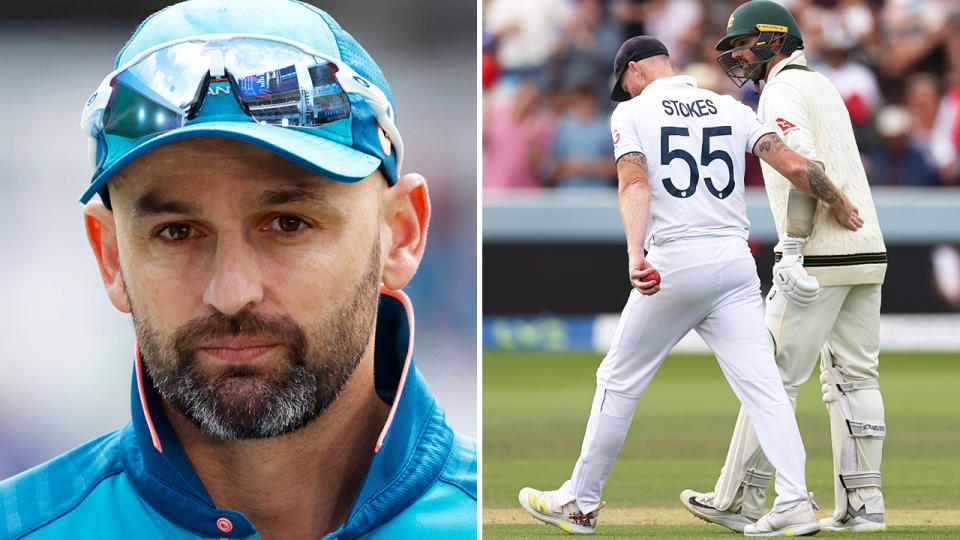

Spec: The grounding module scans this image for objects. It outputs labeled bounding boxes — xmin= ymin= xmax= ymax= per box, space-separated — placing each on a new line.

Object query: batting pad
xmin=821 ymin=346 xmax=885 ymax=519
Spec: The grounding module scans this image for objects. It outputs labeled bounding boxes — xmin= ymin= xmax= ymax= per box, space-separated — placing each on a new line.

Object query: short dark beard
xmin=130 ymin=241 xmax=381 ymax=440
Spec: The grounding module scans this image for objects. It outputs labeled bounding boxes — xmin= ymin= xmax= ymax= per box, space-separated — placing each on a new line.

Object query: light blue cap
xmin=80 ymin=0 xmax=399 ymax=206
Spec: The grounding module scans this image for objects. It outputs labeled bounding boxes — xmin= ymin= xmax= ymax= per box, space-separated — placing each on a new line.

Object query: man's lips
xmin=197 ymin=340 xmax=279 ymax=363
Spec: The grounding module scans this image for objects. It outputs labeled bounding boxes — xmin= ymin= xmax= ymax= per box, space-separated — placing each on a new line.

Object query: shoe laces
xmin=565 ymin=500 xmax=604 ymax=521
xmin=538 ymin=490 xmax=563 ymax=514
xmin=563 ymin=501 xmax=607 ymax=519
xmin=696 ymin=491 xmax=718 ymax=507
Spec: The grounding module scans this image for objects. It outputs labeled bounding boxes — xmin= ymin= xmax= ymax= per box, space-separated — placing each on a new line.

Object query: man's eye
xmin=271 ymin=215 xmax=308 ymax=232
xmin=158 ymin=224 xmax=193 ymax=241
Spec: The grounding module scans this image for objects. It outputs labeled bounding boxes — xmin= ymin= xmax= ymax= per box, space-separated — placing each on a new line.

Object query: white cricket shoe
xmin=518 ymin=487 xmax=604 ymax=535
xmin=819 ymin=503 xmax=886 ymax=532
xmin=680 ymin=489 xmax=758 ymax=532
xmin=744 ymin=495 xmax=819 ymax=537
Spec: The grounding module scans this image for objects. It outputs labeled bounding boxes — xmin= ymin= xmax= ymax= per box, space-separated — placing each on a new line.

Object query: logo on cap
xmin=756 ymin=23 xmax=789 ymax=33
xmin=727 ymin=15 xmax=735 ymax=29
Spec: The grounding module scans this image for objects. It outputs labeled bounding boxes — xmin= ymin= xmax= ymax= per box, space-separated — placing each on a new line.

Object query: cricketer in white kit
xmin=682 ymin=2 xmax=888 ymax=534
xmin=518 ymin=35 xmax=864 ymax=537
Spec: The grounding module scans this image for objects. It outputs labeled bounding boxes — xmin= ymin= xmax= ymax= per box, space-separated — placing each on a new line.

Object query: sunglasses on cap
xmin=81 ymin=33 xmax=404 ymax=172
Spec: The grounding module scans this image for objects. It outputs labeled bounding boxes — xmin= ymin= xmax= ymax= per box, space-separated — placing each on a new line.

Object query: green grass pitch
xmin=483 ymin=351 xmax=960 ymax=538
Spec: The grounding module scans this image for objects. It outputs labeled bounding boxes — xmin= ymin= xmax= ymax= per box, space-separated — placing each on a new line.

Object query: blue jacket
xmin=0 ymin=291 xmax=477 ymax=539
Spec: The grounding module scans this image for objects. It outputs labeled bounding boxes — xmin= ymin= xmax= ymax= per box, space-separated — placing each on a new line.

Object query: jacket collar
xmin=767 ymin=50 xmax=807 ymax=82
xmin=120 ymin=288 xmax=454 ymax=539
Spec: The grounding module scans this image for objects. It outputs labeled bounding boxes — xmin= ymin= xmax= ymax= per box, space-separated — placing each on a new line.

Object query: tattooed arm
xmin=617 ymin=152 xmax=660 ymax=294
xmin=754 ymin=132 xmax=864 ymax=231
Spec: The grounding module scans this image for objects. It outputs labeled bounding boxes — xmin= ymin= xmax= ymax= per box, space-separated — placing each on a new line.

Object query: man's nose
xmin=203 ymin=233 xmax=264 ymax=316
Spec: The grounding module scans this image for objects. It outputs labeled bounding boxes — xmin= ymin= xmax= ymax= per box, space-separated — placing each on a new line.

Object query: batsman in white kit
xmin=680 ymin=2 xmax=888 ymax=534
xmin=518 ymin=35 xmax=864 ymax=537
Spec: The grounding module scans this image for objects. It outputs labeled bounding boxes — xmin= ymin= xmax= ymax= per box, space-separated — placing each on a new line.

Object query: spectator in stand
xmin=793 ymin=4 xmax=825 ymax=66
xmin=548 ymin=0 xmax=622 ymax=96
xmin=795 ymin=0 xmax=878 ymax=56
xmin=643 ymin=0 xmax=702 ymax=64
xmin=930 ymin=82 xmax=960 ymax=185
xmin=482 ymin=0 xmax=500 ymax=90
xmin=868 ymin=105 xmax=939 ymax=186
xmin=480 ymin=0 xmax=958 ymax=192
xmin=904 ymin=73 xmax=942 ymax=170
xmin=946 ymin=12 xmax=960 ymax=78
xmin=815 ymin=32 xmax=882 ymax=152
xmin=611 ymin=0 xmax=651 ymax=41
xmin=543 ymin=84 xmax=616 ymax=189
xmin=484 ymin=0 xmax=571 ymax=85
xmin=838 ymin=0 xmax=878 ymax=48
xmin=483 ymin=80 xmax=554 ymax=190
xmin=880 ymin=0 xmax=951 ymax=95
xmin=930 ymin=13 xmax=960 ymax=185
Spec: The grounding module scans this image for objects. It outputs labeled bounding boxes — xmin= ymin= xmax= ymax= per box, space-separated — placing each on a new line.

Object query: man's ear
xmin=771 ymin=34 xmax=784 ymax=54
xmin=629 ymin=61 xmax=643 ymax=87
xmin=83 ymin=202 xmax=131 ymax=313
xmin=381 ymin=173 xmax=430 ymax=291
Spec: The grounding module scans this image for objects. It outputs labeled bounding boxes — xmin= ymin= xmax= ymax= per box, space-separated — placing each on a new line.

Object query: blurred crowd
xmin=483 ymin=0 xmax=960 ymax=190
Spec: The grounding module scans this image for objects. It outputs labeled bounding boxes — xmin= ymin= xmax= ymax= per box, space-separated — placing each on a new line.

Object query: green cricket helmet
xmin=715 ymin=1 xmax=803 ymax=88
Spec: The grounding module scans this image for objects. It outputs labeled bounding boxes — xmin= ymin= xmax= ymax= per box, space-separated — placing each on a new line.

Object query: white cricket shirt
xmin=611 ymin=75 xmax=773 ymax=248
xmin=758 ymin=52 xmax=886 ymax=286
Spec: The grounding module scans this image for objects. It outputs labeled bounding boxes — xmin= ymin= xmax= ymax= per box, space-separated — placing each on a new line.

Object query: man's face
xmin=729 ymin=35 xmax=761 ymax=65
xmin=717 ymin=34 xmax=769 ymax=88
xmin=108 ymin=138 xmax=384 ymax=440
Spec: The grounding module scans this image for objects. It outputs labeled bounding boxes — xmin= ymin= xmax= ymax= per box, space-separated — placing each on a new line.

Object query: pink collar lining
xmin=374 ymin=285 xmax=415 ymax=452
xmin=134 ymin=343 xmax=163 ymax=453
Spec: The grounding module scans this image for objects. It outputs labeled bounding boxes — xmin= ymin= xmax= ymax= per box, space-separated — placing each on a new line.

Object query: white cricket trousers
xmin=557 ymin=236 xmax=808 ymax=514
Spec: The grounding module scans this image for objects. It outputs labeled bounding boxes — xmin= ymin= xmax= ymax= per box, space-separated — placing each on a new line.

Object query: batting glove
xmin=773 ymin=237 xmax=819 ymax=307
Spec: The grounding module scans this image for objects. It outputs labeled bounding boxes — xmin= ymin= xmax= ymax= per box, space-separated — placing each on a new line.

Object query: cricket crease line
xmin=485 ymin=507 xmax=960 ymax=527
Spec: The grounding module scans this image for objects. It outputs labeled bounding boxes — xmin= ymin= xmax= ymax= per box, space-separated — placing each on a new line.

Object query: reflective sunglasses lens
xmin=236 ymin=61 xmax=350 ymax=127
xmin=306 ymin=63 xmax=351 ymax=124
xmin=100 ymin=39 xmax=355 ymax=138
xmin=103 ymin=79 xmax=185 ymax=137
